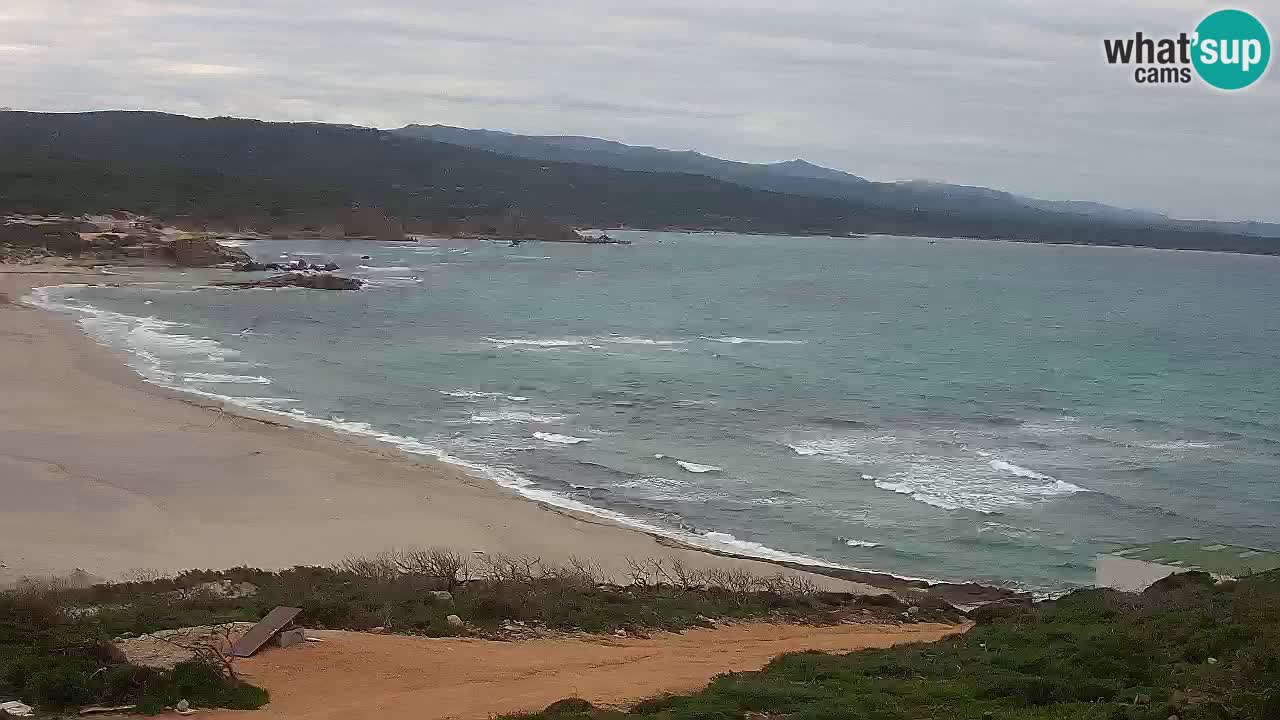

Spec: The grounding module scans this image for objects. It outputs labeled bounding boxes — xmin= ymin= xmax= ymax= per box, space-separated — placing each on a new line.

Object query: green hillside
xmin=1 ymin=111 xmax=1276 ymax=254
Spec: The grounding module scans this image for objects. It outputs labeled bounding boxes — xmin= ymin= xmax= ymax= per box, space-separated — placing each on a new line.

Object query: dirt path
xmin=220 ymin=621 xmax=966 ymax=720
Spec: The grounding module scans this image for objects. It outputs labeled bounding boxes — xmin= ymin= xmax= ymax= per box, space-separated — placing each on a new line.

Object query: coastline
xmin=1 ymin=263 xmax=923 ymax=595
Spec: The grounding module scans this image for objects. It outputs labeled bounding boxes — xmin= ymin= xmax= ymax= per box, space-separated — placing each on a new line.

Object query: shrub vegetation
xmin=506 ymin=570 xmax=1280 ymax=720
xmin=0 ymin=550 xmax=947 ymax=714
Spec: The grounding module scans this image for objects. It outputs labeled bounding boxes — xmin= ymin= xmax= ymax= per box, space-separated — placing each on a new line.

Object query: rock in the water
xmin=218 ymin=273 xmax=363 ymax=291
xmin=446 ymin=614 xmax=465 ymax=630
xmin=173 ymin=235 xmax=251 ymax=267
xmin=235 ymin=260 xmax=285 ymax=272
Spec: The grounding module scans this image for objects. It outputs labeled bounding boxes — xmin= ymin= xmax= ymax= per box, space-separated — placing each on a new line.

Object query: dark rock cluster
xmin=218 ymin=272 xmax=364 ymax=291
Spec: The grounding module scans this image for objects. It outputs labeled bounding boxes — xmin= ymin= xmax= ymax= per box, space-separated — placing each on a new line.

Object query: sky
xmin=1 ymin=0 xmax=1276 ymax=222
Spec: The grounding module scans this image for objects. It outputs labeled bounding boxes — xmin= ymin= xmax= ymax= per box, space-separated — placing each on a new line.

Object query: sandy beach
xmin=0 ymin=264 xmax=889 ymax=592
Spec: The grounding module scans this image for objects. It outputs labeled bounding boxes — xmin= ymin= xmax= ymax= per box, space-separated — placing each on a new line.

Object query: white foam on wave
xmin=675 ymin=460 xmax=723 ymax=474
xmin=784 ymin=426 xmax=1087 ymax=514
xmin=470 ymin=411 xmax=565 ymax=424
xmin=844 ymin=539 xmax=881 ymax=548
xmin=695 ymin=531 xmax=837 ymax=566
xmin=228 ymin=396 xmax=300 ymax=408
xmin=1146 ymin=440 xmax=1222 ymax=451
xmin=533 ymin=432 xmax=589 ymax=445
xmin=183 ymin=372 xmax=271 ymax=385
xmin=701 ymin=336 xmax=806 ymax=345
xmin=786 ymin=435 xmax=898 ymax=459
xmin=485 ymin=337 xmax=586 ymax=348
xmin=988 ymin=459 xmax=1053 ymax=480
xmin=440 ymin=390 xmax=529 ymax=402
xmin=615 ymin=475 xmax=724 ymax=503
xmin=26 ymin=286 xmax=245 ymax=383
xmin=358 ymin=265 xmax=415 ymax=272
xmin=602 ymin=336 xmax=684 ymax=346
xmin=787 ymin=437 xmax=872 ymax=456
xmin=363 ymin=276 xmax=423 ymax=286
xmin=873 ymin=456 xmax=1086 ymax=514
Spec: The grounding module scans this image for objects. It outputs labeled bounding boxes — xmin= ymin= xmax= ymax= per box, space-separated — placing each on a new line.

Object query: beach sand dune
xmin=0 ymin=266 xmax=884 ymax=593
xmin=220 ymin=621 xmax=965 ymax=720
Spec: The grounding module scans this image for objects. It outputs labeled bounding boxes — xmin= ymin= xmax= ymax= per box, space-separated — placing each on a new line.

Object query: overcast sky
xmin=2 ymin=0 xmax=1276 ymax=221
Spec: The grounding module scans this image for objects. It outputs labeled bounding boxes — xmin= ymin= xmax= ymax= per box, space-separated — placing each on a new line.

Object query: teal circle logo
xmin=1193 ymin=9 xmax=1270 ymax=90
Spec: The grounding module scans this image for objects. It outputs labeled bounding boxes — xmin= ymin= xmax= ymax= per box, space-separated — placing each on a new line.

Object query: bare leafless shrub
xmin=669 ymin=558 xmax=708 ymax=591
xmin=541 ymin=556 xmax=603 ymax=589
xmin=623 ymin=556 xmax=653 ymax=588
xmin=397 ymin=547 xmax=471 ymax=588
xmin=706 ymin=567 xmax=759 ymax=595
xmin=566 ymin=556 xmax=605 ymax=586
xmin=477 ymin=553 xmax=547 ymax=583
xmin=759 ymin=573 xmax=820 ymax=597
xmin=154 ymin=624 xmax=241 ymax=680
xmin=334 ymin=551 xmax=400 ymax=582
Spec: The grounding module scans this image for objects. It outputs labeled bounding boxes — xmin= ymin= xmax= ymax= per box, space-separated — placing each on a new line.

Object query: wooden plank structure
xmin=230 ymin=606 xmax=303 ymax=658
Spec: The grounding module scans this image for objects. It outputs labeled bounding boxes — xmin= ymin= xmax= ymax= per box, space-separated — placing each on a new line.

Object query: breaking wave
xmin=675 ymin=460 xmax=723 ymax=474
xmin=485 ymin=337 xmax=586 ymax=348
xmin=182 ymin=372 xmax=272 ymax=385
xmin=533 ymin=432 xmax=589 ymax=444
xmin=470 ymin=411 xmax=565 ymax=424
xmin=700 ymin=336 xmax=806 ymax=345
xmin=439 ymin=389 xmax=529 ymax=402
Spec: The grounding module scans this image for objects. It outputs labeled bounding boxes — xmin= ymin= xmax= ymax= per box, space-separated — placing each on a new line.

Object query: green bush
xmin=0 ymin=591 xmax=266 ymax=714
xmin=505 ymin=569 xmax=1280 ymax=720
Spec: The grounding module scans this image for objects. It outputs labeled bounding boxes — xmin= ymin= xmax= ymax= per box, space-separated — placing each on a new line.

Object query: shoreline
xmin=0 ymin=263 xmax=1018 ymax=603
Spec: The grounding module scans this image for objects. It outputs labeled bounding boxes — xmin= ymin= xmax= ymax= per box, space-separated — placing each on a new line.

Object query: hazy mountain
xmin=396 ymin=124 xmax=1280 ymax=237
xmin=1 ymin=111 xmax=1276 ymax=253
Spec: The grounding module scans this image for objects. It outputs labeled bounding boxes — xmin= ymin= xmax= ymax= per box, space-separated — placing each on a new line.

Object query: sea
xmin=29 ymin=231 xmax=1280 ymax=593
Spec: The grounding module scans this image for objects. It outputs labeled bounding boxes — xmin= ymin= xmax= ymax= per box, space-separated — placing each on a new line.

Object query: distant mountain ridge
xmin=2 ymin=110 xmax=1277 ymax=254
xmin=395 ymin=124 xmax=1280 ymax=237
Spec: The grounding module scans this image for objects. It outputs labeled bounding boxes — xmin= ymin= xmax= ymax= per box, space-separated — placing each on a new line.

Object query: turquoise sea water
xmin=34 ymin=232 xmax=1280 ymax=591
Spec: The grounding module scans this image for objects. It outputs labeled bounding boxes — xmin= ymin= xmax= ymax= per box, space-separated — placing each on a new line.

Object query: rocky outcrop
xmin=236 ymin=259 xmax=340 ymax=272
xmin=218 ymin=273 xmax=364 ymax=290
xmin=172 ymin=235 xmax=251 ymax=267
xmin=0 ymin=219 xmax=89 ymax=254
